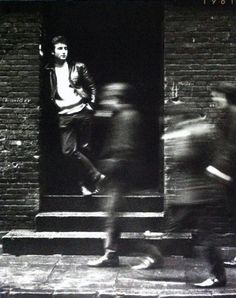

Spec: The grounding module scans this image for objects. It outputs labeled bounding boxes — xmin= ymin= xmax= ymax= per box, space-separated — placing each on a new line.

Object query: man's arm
xmin=78 ymin=63 xmax=96 ymax=103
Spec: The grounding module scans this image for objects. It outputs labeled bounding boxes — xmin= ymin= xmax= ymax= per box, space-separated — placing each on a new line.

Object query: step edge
xmin=36 ymin=211 xmax=165 ymax=218
xmin=2 ymin=230 xmax=192 ymax=240
xmin=43 ymin=194 xmax=163 ymax=199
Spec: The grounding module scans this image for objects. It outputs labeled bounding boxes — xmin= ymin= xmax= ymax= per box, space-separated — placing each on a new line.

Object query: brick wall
xmin=0 ymin=5 xmax=42 ymax=230
xmin=1 ymin=0 xmax=236 ymax=237
xmin=164 ymin=1 xmax=236 ymax=235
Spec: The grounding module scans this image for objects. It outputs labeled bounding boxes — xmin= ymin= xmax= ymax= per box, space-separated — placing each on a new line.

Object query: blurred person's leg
xmin=88 ymin=163 xmax=125 ymax=267
xmin=194 ymin=204 xmax=226 ymax=288
xmin=224 ymin=181 xmax=236 ymax=267
xmin=132 ymin=205 xmax=194 ymax=270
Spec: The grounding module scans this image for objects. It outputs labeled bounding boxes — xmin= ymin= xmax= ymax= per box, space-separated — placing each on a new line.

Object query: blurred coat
xmin=209 ymin=105 xmax=236 ymax=183
xmin=163 ymin=117 xmax=226 ymax=206
xmin=99 ymin=104 xmax=144 ymax=188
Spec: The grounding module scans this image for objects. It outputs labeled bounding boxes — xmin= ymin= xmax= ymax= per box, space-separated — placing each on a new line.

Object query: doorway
xmin=40 ymin=0 xmax=164 ymax=194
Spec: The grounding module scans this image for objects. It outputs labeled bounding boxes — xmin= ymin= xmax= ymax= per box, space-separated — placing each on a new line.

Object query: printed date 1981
xmin=203 ymin=0 xmax=235 ymax=4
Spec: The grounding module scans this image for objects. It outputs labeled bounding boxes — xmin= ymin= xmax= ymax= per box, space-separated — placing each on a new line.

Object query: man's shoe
xmin=94 ymin=174 xmax=107 ymax=193
xmin=194 ymin=277 xmax=226 ymax=288
xmin=224 ymin=257 xmax=236 ymax=267
xmin=132 ymin=256 xmax=163 ymax=270
xmin=87 ymin=255 xmax=119 ymax=267
xmin=80 ymin=185 xmax=93 ymax=196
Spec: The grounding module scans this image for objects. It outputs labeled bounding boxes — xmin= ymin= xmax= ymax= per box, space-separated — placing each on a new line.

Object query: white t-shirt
xmin=55 ymin=62 xmax=86 ymax=114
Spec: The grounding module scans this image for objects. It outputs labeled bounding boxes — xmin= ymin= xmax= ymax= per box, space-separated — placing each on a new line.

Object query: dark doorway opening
xmin=40 ymin=0 xmax=163 ymax=195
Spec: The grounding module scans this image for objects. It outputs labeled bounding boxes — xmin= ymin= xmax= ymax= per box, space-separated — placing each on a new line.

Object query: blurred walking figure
xmin=88 ymin=82 xmax=146 ymax=267
xmin=134 ymin=83 xmax=236 ymax=287
xmin=133 ymin=94 xmax=230 ymax=287
xmin=207 ymin=83 xmax=236 ymax=269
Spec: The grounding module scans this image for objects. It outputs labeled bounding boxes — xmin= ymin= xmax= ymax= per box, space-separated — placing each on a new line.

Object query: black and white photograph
xmin=0 ymin=0 xmax=236 ymax=296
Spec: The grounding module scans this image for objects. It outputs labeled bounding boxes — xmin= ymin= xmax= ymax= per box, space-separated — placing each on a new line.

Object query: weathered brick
xmin=0 ymin=5 xmax=41 ymax=230
xmin=164 ymin=0 xmax=236 ymax=237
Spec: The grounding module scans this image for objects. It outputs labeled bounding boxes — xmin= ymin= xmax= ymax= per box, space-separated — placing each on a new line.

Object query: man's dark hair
xmin=51 ymin=36 xmax=67 ymax=50
xmin=212 ymin=82 xmax=236 ymax=105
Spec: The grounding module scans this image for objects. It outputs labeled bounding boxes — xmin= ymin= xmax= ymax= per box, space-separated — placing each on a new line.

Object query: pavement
xmin=0 ymin=254 xmax=235 ymax=297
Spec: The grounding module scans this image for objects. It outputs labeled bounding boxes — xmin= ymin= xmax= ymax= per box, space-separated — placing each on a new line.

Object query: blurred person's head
xmin=211 ymin=82 xmax=236 ymax=108
xmin=51 ymin=36 xmax=68 ymax=62
xmin=164 ymin=101 xmax=202 ymax=130
xmin=98 ymin=82 xmax=137 ymax=112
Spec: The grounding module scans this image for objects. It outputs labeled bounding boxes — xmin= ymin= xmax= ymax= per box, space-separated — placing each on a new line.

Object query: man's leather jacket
xmin=44 ymin=61 xmax=96 ymax=104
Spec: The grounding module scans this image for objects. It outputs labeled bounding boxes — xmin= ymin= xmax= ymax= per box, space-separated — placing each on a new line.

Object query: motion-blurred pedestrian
xmin=88 ymin=82 xmax=147 ymax=267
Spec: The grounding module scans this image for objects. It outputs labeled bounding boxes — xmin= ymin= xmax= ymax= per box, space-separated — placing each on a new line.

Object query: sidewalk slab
xmin=0 ymin=255 xmax=235 ymax=298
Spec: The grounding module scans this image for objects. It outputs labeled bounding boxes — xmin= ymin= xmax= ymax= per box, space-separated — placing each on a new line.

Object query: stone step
xmin=2 ymin=229 xmax=193 ymax=256
xmin=41 ymin=193 xmax=164 ymax=212
xmin=35 ymin=211 xmax=165 ymax=232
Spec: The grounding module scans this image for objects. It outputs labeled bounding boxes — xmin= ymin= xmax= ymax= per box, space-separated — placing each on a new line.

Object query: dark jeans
xmin=58 ymin=110 xmax=101 ymax=185
xmin=163 ymin=204 xmax=225 ymax=280
xmin=102 ymin=160 xmax=133 ymax=253
xmin=103 ymin=179 xmax=162 ymax=260
xmin=101 ymin=159 xmax=151 ymax=256
xmin=227 ymin=183 xmax=236 ymax=241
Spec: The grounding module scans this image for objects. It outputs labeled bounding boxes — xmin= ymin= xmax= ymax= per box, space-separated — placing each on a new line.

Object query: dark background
xmin=41 ymin=0 xmax=164 ymax=194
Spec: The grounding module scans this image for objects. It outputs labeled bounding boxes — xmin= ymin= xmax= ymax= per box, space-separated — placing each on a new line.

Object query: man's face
xmin=52 ymin=43 xmax=68 ymax=61
xmin=211 ymin=91 xmax=227 ymax=109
